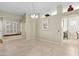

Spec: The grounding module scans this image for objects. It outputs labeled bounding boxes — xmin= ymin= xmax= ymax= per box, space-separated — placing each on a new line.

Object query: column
xmin=25 ymin=14 xmax=31 ymax=40
xmin=57 ymin=5 xmax=63 ymax=14
xmin=57 ymin=5 xmax=63 ymax=42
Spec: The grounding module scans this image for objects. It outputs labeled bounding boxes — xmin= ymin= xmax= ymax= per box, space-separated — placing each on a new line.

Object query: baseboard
xmin=37 ymin=38 xmax=61 ymax=45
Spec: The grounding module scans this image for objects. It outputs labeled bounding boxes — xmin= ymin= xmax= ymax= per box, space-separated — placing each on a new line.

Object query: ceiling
xmin=0 ymin=2 xmax=79 ymax=16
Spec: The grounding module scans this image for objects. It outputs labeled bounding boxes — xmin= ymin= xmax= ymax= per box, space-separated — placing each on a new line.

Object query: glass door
xmin=63 ymin=15 xmax=79 ymax=40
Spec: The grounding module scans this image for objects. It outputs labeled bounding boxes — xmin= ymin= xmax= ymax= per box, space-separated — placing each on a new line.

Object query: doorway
xmin=0 ymin=17 xmax=3 ymax=39
xmin=63 ymin=14 xmax=79 ymax=40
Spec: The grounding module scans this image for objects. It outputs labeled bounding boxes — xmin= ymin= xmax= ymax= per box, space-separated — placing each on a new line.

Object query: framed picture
xmin=42 ymin=20 xmax=48 ymax=30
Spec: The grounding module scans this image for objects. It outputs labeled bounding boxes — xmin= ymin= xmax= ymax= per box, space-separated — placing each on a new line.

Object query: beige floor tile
xmin=0 ymin=38 xmax=79 ymax=56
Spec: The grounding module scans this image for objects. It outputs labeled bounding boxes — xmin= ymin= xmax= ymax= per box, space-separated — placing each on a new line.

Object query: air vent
xmin=45 ymin=14 xmax=50 ymax=17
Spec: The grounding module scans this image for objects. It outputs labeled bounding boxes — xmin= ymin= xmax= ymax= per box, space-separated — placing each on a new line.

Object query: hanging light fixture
xmin=31 ymin=3 xmax=38 ymax=19
xmin=31 ymin=14 xmax=38 ymax=19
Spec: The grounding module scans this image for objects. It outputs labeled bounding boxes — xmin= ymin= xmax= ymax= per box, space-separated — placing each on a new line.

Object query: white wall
xmin=24 ymin=14 xmax=37 ymax=40
xmin=30 ymin=18 xmax=37 ymax=39
xmin=21 ymin=14 xmax=26 ymax=39
xmin=36 ymin=5 xmax=63 ymax=43
xmin=37 ymin=15 xmax=63 ymax=43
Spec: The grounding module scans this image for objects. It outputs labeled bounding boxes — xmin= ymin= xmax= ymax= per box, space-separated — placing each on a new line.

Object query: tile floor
xmin=0 ymin=39 xmax=79 ymax=56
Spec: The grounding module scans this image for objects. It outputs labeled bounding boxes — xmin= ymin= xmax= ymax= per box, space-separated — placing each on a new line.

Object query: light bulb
xmin=31 ymin=14 xmax=38 ymax=19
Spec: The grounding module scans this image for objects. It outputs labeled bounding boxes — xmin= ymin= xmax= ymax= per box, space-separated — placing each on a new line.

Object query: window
xmin=3 ymin=17 xmax=21 ymax=35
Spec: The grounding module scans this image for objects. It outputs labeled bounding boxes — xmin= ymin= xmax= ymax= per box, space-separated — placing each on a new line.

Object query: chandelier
xmin=31 ymin=14 xmax=38 ymax=19
xmin=31 ymin=3 xmax=38 ymax=19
